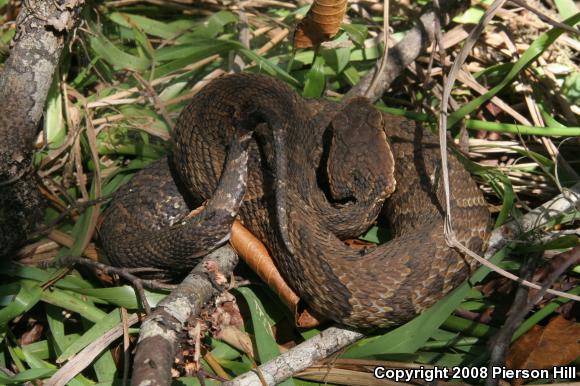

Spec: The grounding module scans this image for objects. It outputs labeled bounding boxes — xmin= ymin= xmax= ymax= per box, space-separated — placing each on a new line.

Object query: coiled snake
xmin=100 ymin=73 xmax=491 ymax=328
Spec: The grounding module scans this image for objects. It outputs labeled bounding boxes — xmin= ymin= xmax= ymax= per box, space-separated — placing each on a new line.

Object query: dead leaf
xmin=215 ymin=325 xmax=254 ymax=357
xmin=20 ymin=323 xmax=43 ymax=346
xmin=506 ymin=315 xmax=580 ymax=386
xmin=344 ymin=238 xmax=376 ymax=249
xmin=230 ymin=220 xmax=322 ymax=327
xmin=293 ymin=0 xmax=348 ymax=49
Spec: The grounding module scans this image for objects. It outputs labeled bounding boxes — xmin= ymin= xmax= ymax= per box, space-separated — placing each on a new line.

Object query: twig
xmin=131 ymin=245 xmax=238 ymax=386
xmin=43 ymin=255 xmax=174 ymax=314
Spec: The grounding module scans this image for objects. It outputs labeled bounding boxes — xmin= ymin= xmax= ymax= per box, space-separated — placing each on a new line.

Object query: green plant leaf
xmin=39 ymin=284 xmax=107 ymax=323
xmin=44 ymin=76 xmax=66 ymax=149
xmin=554 ymin=0 xmax=580 ymax=21
xmin=235 ymin=287 xmax=279 ymax=362
xmin=0 ymin=282 xmax=42 ymax=329
xmin=57 ymin=309 xmax=125 ymax=363
xmin=0 ymin=368 xmax=56 ymax=384
xmin=303 ymin=55 xmax=326 ymax=98
xmin=341 ymin=24 xmax=368 ymax=46
xmin=236 ymin=287 xmax=296 ymax=385
xmin=89 ymin=35 xmax=152 ymax=71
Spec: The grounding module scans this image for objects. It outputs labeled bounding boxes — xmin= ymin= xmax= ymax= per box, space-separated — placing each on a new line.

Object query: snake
xmin=99 ymin=73 xmax=491 ymax=328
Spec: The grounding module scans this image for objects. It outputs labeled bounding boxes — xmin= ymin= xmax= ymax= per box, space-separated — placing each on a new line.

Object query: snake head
xmin=326 ymin=98 xmax=396 ymax=205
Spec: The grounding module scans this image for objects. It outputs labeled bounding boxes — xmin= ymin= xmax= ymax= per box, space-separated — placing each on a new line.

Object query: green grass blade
xmin=303 ymin=54 xmax=326 ymax=97
xmin=57 ymin=309 xmax=123 ymax=363
xmin=465 ymin=119 xmax=580 ymax=136
xmin=0 ymin=282 xmax=42 ymax=329
xmin=554 ymin=0 xmax=579 ymax=21
xmin=0 ymin=368 xmax=56 ymax=384
xmin=45 ymin=304 xmax=66 ymax=356
xmin=39 ymin=284 xmax=107 ymax=323
xmin=0 ymin=263 xmax=93 ymax=290
xmin=73 ymin=286 xmax=167 ymax=309
xmin=108 ymin=12 xmax=196 ymax=40
xmin=235 ymin=287 xmax=279 ymax=363
xmin=235 ymin=287 xmax=296 ymax=386
xmin=44 ymin=76 xmax=66 ymax=149
xmin=89 ymin=34 xmax=152 ymax=71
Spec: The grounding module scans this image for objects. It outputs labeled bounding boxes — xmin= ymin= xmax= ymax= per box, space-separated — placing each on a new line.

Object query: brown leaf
xmin=293 ymin=0 xmax=348 ymax=49
xmin=344 ymin=238 xmax=376 ymax=249
xmin=230 ymin=220 xmax=322 ymax=327
xmin=20 ymin=323 xmax=43 ymax=346
xmin=506 ymin=315 xmax=580 ymax=386
xmin=215 ymin=326 xmax=255 ymax=358
xmin=484 ymin=101 xmax=503 ymax=117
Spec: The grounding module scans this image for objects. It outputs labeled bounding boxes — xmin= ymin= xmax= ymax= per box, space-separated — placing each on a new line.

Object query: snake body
xmin=100 ymin=73 xmax=491 ymax=328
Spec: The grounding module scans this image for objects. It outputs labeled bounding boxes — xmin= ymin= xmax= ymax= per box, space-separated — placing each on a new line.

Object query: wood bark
xmin=345 ymin=0 xmax=469 ymax=102
xmin=0 ymin=0 xmax=85 ymax=256
xmin=131 ymin=245 xmax=239 ymax=386
xmin=222 ymin=327 xmax=364 ymax=386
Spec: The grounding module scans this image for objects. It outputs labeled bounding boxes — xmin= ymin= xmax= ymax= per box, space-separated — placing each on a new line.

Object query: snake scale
xmin=99 ymin=73 xmax=491 ymax=328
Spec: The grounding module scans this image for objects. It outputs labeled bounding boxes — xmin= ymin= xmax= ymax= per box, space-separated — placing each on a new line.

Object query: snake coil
xmin=100 ymin=73 xmax=490 ymax=328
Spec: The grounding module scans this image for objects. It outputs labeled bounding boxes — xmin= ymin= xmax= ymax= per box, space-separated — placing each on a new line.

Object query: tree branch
xmin=345 ymin=0 xmax=469 ymax=102
xmin=222 ymin=327 xmax=364 ymax=386
xmin=0 ymin=0 xmax=85 ymax=257
xmin=131 ymin=245 xmax=239 ymax=386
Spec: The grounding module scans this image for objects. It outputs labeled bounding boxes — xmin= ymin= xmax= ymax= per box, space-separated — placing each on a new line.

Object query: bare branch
xmin=131 ymin=245 xmax=239 ymax=386
xmin=345 ymin=0 xmax=469 ymax=102
xmin=223 ymin=327 xmax=364 ymax=386
xmin=0 ymin=0 xmax=85 ymax=257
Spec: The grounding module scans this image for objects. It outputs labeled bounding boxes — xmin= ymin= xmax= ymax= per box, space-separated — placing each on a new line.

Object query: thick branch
xmin=0 ymin=1 xmax=85 ymax=257
xmin=345 ymin=0 xmax=469 ymax=102
xmin=131 ymin=245 xmax=239 ymax=386
xmin=222 ymin=327 xmax=364 ymax=386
